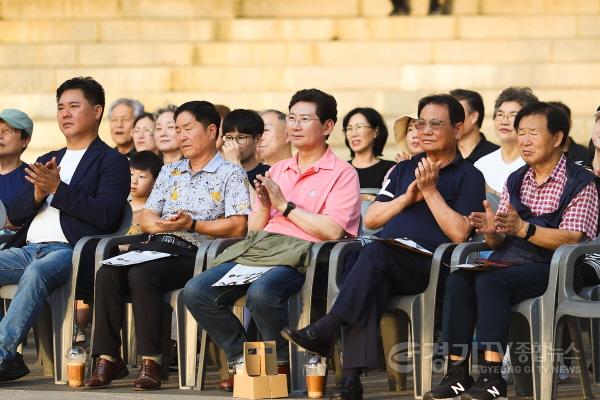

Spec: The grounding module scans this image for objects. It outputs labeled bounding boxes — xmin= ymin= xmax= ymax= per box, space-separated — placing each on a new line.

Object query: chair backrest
xmin=486 ymin=191 xmax=500 ymax=213
xmin=0 ymin=202 xmax=6 ymax=228
xmin=360 ymin=188 xmax=381 ymax=236
xmin=115 ymin=203 xmax=133 ymax=235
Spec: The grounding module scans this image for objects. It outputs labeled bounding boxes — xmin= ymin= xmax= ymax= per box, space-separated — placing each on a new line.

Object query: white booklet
xmin=101 ymin=250 xmax=172 ymax=266
xmin=212 ymin=264 xmax=274 ymax=287
xmin=362 ymin=235 xmax=433 ymax=255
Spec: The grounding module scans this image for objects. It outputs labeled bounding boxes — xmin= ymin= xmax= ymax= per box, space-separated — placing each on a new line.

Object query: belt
xmin=153 ymin=234 xmax=197 ymax=251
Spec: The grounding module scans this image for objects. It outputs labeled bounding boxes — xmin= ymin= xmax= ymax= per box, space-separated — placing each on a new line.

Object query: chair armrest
xmin=205 ymin=237 xmax=245 ymax=266
xmin=94 ymin=234 xmax=149 ymax=264
xmin=450 ymin=241 xmax=491 ymax=266
xmin=326 ymin=240 xmax=363 ymax=309
xmin=556 ymin=241 xmax=600 ymax=303
xmin=427 ymin=243 xmax=457 ymax=295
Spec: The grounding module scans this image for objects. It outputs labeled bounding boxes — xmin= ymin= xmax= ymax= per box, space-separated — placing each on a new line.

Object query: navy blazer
xmin=6 ymin=136 xmax=131 ymax=248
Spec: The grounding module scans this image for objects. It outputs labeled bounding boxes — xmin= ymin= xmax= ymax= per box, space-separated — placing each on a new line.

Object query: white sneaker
xmin=74 ymin=326 xmax=86 ymax=344
xmin=558 ymin=361 xmax=571 ymax=382
xmin=501 ymin=350 xmax=513 ymax=384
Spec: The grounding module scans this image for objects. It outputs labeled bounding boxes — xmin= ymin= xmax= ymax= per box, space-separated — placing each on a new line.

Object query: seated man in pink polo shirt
xmin=183 ymin=88 xmax=361 ymax=386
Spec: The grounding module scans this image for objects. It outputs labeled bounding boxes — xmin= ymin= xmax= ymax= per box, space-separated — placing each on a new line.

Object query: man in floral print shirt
xmin=85 ymin=101 xmax=250 ymax=391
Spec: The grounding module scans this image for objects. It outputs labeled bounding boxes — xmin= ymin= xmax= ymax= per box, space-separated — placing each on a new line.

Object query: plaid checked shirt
xmin=498 ymin=155 xmax=599 ymax=240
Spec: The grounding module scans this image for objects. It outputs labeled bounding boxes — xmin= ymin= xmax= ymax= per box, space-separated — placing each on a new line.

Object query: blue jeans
xmin=182 ymin=262 xmax=305 ymax=363
xmin=0 ymin=242 xmax=73 ymax=361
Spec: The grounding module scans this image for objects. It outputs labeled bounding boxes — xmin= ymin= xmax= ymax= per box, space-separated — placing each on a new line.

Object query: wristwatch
xmin=188 ymin=219 xmax=197 ymax=233
xmin=523 ymin=223 xmax=536 ymax=240
xmin=282 ymin=201 xmax=296 ymax=217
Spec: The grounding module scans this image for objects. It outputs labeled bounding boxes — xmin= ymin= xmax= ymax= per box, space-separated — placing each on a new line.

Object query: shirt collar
xmin=524 ymin=154 xmax=567 ymax=185
xmin=284 ymin=146 xmax=336 ymax=173
xmin=184 ymin=152 xmax=224 ymax=175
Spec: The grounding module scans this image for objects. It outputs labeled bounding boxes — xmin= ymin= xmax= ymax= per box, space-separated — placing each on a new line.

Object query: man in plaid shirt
xmin=426 ymin=102 xmax=599 ymax=400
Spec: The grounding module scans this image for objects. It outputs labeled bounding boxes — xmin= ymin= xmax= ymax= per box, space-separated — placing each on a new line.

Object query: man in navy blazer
xmin=0 ymin=77 xmax=130 ymax=382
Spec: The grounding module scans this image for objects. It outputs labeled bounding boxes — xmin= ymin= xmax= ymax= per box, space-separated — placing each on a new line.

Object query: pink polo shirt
xmin=253 ymin=147 xmax=361 ymax=242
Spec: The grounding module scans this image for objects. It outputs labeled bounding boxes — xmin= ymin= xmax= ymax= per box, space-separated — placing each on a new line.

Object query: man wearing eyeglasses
xmin=474 ymin=87 xmax=538 ymax=195
xmin=221 ymin=109 xmax=270 ymax=183
xmin=282 ymin=94 xmax=486 ymax=400
xmin=183 ymin=89 xmax=361 ymax=391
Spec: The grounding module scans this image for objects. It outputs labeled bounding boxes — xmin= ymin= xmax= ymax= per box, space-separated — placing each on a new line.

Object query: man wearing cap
xmin=0 ymin=109 xmax=33 ymax=219
xmin=589 ymin=106 xmax=600 ymax=175
xmin=0 ymin=77 xmax=130 ymax=381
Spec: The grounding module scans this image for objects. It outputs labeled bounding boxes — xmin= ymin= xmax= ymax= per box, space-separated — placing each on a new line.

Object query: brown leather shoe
xmin=84 ymin=357 xmax=128 ymax=388
xmin=133 ymin=359 xmax=162 ymax=390
xmin=217 ymin=376 xmax=234 ymax=391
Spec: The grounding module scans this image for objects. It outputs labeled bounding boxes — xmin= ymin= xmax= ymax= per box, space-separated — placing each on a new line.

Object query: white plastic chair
xmin=88 ymin=233 xmax=211 ymax=388
xmin=195 ymin=237 xmax=344 ymax=395
xmin=325 ymin=240 xmax=456 ymax=399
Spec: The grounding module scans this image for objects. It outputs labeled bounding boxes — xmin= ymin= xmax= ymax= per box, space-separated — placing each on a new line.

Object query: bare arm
xmin=192 ymin=215 xmax=248 ymax=238
xmin=364 ymin=180 xmax=422 ymax=230
xmin=416 ymin=157 xmax=472 ymax=243
xmin=494 ymin=202 xmax=585 ymax=249
xmin=283 ymin=207 xmax=345 ymax=240
xmin=140 ymin=209 xmax=164 ymax=234
xmin=141 ymin=208 xmax=247 ymax=237
xmin=422 ymin=189 xmax=472 ymax=243
xmin=254 ymin=173 xmax=346 ymax=240
xmin=528 ymin=227 xmax=584 ymax=249
xmin=248 ymin=179 xmax=272 ymax=231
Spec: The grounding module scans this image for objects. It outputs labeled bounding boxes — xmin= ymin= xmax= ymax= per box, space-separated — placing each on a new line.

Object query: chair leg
xmin=195 ymin=329 xmax=209 ymax=390
xmin=160 ymin=303 xmax=171 ymax=382
xmin=121 ymin=303 xmax=137 ymax=367
xmin=380 ymin=312 xmax=408 ymax=392
xmin=34 ymin=304 xmax=54 ymax=378
xmin=567 ymin=317 xmax=594 ymax=399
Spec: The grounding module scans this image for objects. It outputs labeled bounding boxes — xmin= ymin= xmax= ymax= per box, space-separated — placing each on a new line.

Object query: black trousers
xmin=441 ymin=262 xmax=549 ymax=357
xmin=91 ymin=239 xmax=195 ymax=357
xmin=330 ymin=241 xmax=433 ymax=369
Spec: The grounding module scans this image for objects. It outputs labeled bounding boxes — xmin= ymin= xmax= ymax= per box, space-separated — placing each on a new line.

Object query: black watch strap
xmin=523 ymin=223 xmax=536 ymax=240
xmin=188 ymin=219 xmax=197 ymax=233
xmin=282 ymin=201 xmax=296 ymax=217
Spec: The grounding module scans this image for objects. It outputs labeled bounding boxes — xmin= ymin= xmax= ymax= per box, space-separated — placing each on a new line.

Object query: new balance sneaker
xmin=461 ymin=372 xmax=507 ymax=400
xmin=424 ymin=367 xmax=474 ymax=400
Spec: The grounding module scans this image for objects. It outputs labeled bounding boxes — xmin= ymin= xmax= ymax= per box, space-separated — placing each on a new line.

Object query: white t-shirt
xmin=27 ymin=149 xmax=87 ymax=244
xmin=474 ymin=149 xmax=526 ymax=194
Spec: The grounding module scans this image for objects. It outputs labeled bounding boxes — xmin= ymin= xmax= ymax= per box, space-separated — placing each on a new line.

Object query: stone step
xmin=0 ymin=0 xmax=237 ymax=19
xmin=4 ymin=39 xmax=600 ymax=67
xmin=2 ymin=16 xmax=600 ymax=44
xmin=4 ymin=88 xmax=600 ymax=123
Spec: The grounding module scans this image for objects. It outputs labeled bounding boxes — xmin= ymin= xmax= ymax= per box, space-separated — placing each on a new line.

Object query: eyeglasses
xmin=133 ymin=127 xmax=154 ymax=135
xmin=414 ymin=119 xmax=448 ymax=131
xmin=223 ymin=134 xmax=251 ymax=145
xmin=494 ymin=112 xmax=519 ymax=122
xmin=286 ymin=115 xmax=320 ymax=126
xmin=344 ymin=123 xmax=372 ymax=134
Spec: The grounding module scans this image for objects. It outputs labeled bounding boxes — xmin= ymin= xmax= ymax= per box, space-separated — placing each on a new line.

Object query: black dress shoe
xmin=281 ymin=326 xmax=331 ymax=357
xmin=330 ymin=376 xmax=363 ymax=400
xmin=0 ymin=353 xmax=30 ymax=382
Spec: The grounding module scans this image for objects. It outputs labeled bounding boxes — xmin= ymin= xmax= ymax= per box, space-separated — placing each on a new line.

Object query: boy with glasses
xmin=222 ymin=109 xmax=270 ymax=183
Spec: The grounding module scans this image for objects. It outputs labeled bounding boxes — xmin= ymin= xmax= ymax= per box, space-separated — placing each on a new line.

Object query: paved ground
xmin=2 ymin=342 xmax=600 ymax=399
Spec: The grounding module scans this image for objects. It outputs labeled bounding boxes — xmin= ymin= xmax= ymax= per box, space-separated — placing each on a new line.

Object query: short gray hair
xmin=108 ymin=98 xmax=145 ymax=119
xmin=260 ymin=109 xmax=286 ymax=122
xmin=154 ymin=104 xmax=178 ymax=119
